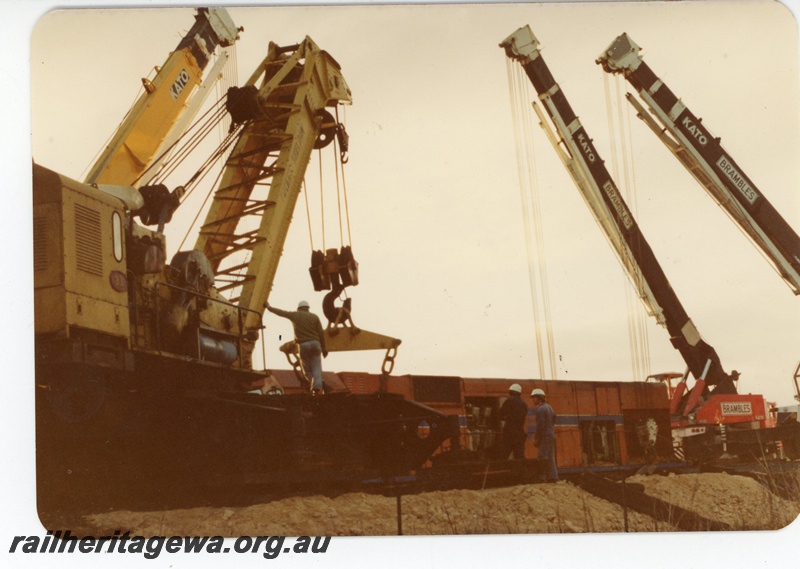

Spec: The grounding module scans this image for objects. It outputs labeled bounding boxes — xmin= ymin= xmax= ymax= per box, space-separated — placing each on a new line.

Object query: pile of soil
xmin=84 ymin=472 xmax=800 ymax=536
xmin=628 ymin=471 xmax=799 ymax=530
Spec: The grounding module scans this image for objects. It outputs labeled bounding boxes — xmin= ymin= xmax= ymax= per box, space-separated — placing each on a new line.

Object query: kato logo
xmin=169 ymin=69 xmax=191 ymax=100
xmin=720 ymin=401 xmax=752 ymax=416
xmin=680 ymin=115 xmax=708 ymax=146
xmin=576 ymin=133 xmax=596 ymax=163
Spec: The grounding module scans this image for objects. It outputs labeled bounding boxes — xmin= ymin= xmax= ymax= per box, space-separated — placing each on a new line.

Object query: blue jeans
xmin=299 ymin=340 xmax=323 ymax=390
xmin=538 ymin=437 xmax=559 ymax=481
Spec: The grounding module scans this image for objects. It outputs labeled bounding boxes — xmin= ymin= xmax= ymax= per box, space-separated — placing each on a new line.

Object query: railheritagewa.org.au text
xmin=9 ymin=531 xmax=331 ymax=559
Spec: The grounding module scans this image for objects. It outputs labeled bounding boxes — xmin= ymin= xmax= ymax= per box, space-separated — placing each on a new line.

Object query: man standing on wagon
xmin=265 ymin=300 xmax=328 ymax=395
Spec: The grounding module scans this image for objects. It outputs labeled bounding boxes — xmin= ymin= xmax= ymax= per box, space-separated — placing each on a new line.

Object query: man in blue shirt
xmin=531 ymin=388 xmax=558 ymax=482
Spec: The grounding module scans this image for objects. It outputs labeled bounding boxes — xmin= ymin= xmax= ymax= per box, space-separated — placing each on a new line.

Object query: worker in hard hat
xmin=531 ymin=388 xmax=558 ymax=481
xmin=265 ymin=300 xmax=328 ymax=395
xmin=497 ymin=383 xmax=529 ymax=460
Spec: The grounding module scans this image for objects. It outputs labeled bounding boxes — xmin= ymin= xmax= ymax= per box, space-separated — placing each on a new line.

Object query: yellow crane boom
xmin=194 ymin=37 xmax=352 ymax=328
xmin=85 ymin=8 xmax=240 ymax=187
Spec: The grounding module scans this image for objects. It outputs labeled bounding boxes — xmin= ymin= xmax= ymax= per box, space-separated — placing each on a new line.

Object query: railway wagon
xmin=313 ymin=372 xmax=675 ymax=473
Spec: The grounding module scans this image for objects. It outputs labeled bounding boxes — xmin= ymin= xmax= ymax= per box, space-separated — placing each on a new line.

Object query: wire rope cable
xmin=603 ymin=72 xmax=652 ymax=381
xmin=506 ymin=59 xmax=558 ymax=379
xmin=336 ymin=106 xmax=353 ymax=246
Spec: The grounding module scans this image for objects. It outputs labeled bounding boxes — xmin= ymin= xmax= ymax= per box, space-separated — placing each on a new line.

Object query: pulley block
xmin=308 ymin=246 xmax=359 ymax=292
xmin=314 ymin=110 xmax=338 ymax=150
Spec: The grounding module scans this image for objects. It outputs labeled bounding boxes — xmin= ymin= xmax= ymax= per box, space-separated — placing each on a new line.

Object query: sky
xmin=28 ymin=1 xmax=800 ymax=406
xmin=7 ymin=0 xmax=800 ymax=566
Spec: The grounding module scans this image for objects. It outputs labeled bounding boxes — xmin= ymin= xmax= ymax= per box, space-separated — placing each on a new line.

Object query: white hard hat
xmin=531 ymin=388 xmax=546 ymax=398
xmin=297 ymin=300 xmax=310 ymax=309
xmin=509 ymin=383 xmax=522 ymax=393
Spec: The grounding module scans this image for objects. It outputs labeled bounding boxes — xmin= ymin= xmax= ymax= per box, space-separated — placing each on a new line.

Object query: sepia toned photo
xmin=26 ymin=0 xmax=800 ymax=548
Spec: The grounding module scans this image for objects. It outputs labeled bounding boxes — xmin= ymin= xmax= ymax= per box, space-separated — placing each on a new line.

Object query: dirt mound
xmin=628 ymin=472 xmax=799 ymax=530
xmin=87 ymin=482 xmax=668 ymax=536
xmin=83 ymin=471 xmax=800 ymax=536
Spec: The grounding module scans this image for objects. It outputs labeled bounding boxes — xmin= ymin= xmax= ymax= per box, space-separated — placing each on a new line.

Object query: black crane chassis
xmin=35 ymin=341 xmax=457 ymax=514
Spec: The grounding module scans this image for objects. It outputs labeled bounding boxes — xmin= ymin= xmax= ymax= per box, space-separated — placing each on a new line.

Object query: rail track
xmin=37 ymin=452 xmax=800 ymax=536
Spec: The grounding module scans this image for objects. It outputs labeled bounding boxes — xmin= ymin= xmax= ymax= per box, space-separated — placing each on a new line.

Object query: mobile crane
xmin=85 ymin=8 xmax=240 ymax=188
xmin=34 ymin=16 xmax=453 ymax=509
xmin=500 ymin=25 xmax=800 ymax=461
xmin=596 ymin=33 xmax=800 ymax=296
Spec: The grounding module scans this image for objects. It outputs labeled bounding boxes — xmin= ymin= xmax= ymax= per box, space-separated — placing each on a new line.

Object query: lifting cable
xmin=332 ymin=106 xmax=354 ymax=306
xmin=133 ymin=96 xmax=233 ymax=188
xmin=165 ymin=118 xmax=245 ymax=254
xmin=216 ymin=44 xmax=238 ymax=139
xmin=304 ymin=105 xmax=353 ymax=258
xmin=520 ymin=73 xmax=558 ymax=380
xmin=617 ymin=77 xmax=652 ymax=380
xmin=506 ymin=59 xmax=558 ymax=380
xmin=149 ymin=105 xmax=232 ymax=187
xmin=176 ymin=147 xmax=229 ymax=253
xmin=333 ymin=105 xmax=353 ymax=247
xmin=508 ymin=60 xmax=546 ymax=379
xmin=141 ymin=95 xmax=247 ymax=251
xmin=318 ymin=148 xmax=327 ymax=253
xmin=603 ymin=72 xmax=652 ymax=381
xmin=335 ymin=105 xmax=353 ymax=246
xmin=333 ymin=134 xmax=344 ymax=246
xmin=302 ymin=179 xmax=315 ymax=251
xmin=300 ymin=104 xmax=355 ymax=308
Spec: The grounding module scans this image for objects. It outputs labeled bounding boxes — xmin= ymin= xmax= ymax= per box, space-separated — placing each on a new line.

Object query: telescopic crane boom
xmin=85 ymin=8 xmax=240 ymax=187
xmin=597 ymin=34 xmax=800 ymax=295
xmin=500 ymin=25 xmax=734 ymax=414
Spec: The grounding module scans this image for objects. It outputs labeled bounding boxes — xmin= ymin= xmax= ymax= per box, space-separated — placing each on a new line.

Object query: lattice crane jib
xmin=194 ymin=37 xmax=353 ymax=331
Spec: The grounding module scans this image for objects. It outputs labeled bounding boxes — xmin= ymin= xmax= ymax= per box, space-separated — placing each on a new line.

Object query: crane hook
xmin=322 ymin=282 xmax=357 ymax=334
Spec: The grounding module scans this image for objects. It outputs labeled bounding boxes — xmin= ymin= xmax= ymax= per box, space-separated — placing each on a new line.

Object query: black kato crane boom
xmin=501 ymin=25 xmax=736 ymax=413
xmin=597 ymin=33 xmax=800 ymax=295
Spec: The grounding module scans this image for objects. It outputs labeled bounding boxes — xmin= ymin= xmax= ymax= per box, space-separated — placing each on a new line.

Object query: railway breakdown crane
xmin=34 ymin=24 xmax=455 ymax=511
xmin=191 ymin=35 xmax=401 ymax=381
xmin=500 ymin=25 xmax=800 ymax=461
xmin=596 ymin=33 xmax=800 ymax=296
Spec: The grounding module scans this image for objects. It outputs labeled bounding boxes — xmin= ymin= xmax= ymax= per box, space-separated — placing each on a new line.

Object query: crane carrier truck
xmin=501 ymin=25 xmax=800 ymax=462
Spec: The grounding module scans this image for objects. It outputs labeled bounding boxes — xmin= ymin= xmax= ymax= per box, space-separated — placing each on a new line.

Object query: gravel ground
xmin=83 ymin=472 xmax=800 ymax=536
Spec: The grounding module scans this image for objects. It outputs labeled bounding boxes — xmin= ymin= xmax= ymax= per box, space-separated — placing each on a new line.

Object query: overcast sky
xmin=30 ymin=1 xmax=800 ymax=406
xmin=8 ymin=0 xmax=800 ymax=565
